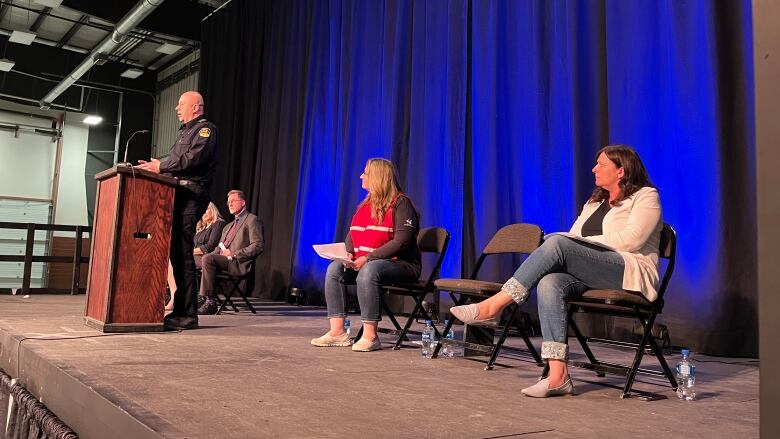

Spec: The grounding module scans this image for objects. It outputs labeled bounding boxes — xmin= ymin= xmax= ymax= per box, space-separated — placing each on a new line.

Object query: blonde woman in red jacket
xmin=311 ymin=158 xmax=421 ymax=352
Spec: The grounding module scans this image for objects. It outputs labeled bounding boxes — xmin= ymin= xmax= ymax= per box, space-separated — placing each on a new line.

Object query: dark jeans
xmin=169 ymin=186 xmax=209 ymax=319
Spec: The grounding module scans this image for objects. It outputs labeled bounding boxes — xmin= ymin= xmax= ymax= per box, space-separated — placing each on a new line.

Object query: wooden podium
xmin=84 ymin=166 xmax=176 ymax=332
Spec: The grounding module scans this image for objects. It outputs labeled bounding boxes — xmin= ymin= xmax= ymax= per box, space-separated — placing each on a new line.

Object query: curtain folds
xmin=201 ymin=0 xmax=756 ymax=356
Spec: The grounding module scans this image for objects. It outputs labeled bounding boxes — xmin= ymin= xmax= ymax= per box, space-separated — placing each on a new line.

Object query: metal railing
xmin=0 ymin=222 xmax=90 ymax=295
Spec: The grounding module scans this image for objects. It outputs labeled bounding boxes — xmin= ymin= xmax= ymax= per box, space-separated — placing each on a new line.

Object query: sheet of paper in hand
xmin=312 ymin=242 xmax=355 ymax=267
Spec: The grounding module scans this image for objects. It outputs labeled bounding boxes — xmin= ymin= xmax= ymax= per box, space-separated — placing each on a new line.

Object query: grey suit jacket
xmin=214 ymin=211 xmax=264 ymax=276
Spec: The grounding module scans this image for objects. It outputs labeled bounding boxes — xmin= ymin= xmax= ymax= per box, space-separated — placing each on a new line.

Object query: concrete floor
xmin=0 ymin=295 xmax=759 ymax=439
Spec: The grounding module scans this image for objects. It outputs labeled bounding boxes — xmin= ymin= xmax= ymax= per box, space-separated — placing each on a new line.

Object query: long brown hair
xmin=360 ymin=158 xmax=403 ymax=223
xmin=589 ymin=144 xmax=654 ymax=205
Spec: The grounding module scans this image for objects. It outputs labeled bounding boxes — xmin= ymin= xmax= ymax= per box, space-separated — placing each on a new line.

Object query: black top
xmin=345 ymin=195 xmax=421 ymax=273
xmin=580 ymin=200 xmax=611 ymax=237
xmin=159 ymin=117 xmax=218 ymax=188
xmin=194 ymin=219 xmax=225 ymax=254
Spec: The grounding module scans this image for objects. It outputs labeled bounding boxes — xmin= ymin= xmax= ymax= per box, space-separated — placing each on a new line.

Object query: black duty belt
xmin=177 ymin=179 xmax=203 ymax=188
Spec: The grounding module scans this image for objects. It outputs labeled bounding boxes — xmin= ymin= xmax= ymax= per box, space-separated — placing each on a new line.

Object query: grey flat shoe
xmin=449 ymin=304 xmax=499 ymax=325
xmin=521 ymin=377 xmax=575 ymax=398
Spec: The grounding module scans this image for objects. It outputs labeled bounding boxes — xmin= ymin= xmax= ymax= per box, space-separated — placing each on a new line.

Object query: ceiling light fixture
xmin=155 ymin=43 xmax=183 ymax=55
xmin=0 ymin=59 xmax=15 ymax=72
xmin=83 ymin=115 xmax=103 ymax=126
xmin=120 ymin=68 xmax=144 ymax=79
xmin=9 ymin=31 xmax=37 ymax=45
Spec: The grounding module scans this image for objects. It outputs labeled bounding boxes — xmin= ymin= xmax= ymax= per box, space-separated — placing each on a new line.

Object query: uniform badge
xmin=198 ymin=127 xmax=211 ymax=138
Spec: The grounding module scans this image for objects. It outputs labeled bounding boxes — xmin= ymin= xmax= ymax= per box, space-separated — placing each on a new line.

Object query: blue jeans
xmin=324 ymin=259 xmax=419 ymax=322
xmin=509 ymin=235 xmax=625 ymax=360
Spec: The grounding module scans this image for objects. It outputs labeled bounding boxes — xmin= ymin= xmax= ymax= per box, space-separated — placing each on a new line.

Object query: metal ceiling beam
xmin=5 ymin=1 xmax=197 ymax=47
xmin=56 ymin=14 xmax=89 ymax=48
xmin=29 ymin=7 xmax=52 ymax=32
xmin=0 ymin=4 xmax=9 ymax=23
xmin=40 ymin=0 xmax=165 ymax=108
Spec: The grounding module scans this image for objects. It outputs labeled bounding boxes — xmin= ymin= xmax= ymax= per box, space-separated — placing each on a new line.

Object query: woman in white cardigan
xmin=450 ymin=145 xmax=662 ymax=398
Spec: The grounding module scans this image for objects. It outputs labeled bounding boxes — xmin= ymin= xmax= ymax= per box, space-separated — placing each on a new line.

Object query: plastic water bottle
xmin=441 ymin=320 xmax=456 ymax=357
xmin=344 ymin=318 xmax=351 ymax=338
xmin=676 ymin=349 xmax=696 ymax=400
xmin=421 ymin=320 xmax=435 ymax=358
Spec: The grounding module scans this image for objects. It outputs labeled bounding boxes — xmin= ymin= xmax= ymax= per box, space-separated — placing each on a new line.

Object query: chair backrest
xmin=654 ymin=223 xmax=677 ymax=303
xmin=471 ymin=223 xmax=543 ymax=279
xmin=482 ymin=223 xmax=544 ymax=255
xmin=417 ymin=226 xmax=450 ymax=288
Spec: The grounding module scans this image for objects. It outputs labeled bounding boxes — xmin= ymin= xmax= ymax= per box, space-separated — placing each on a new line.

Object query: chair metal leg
xmin=415 ymin=299 xmax=441 ymax=339
xmin=383 ymin=302 xmax=403 ymax=331
xmin=394 ymin=294 xmax=425 ymax=350
xmin=568 ymin=310 xmax=605 ymax=377
xmin=646 ymin=330 xmax=678 ymax=389
xmin=485 ymin=305 xmax=518 ymax=370
xmin=216 ymin=292 xmax=231 ymax=314
xmin=540 ymin=361 xmax=550 ymax=379
xmin=622 ymin=313 xmax=661 ymax=398
xmin=354 ymin=324 xmax=363 ymax=341
xmin=520 ymin=333 xmax=543 ymax=366
xmin=238 ymin=286 xmax=256 ymax=313
xmin=431 ymin=317 xmax=455 ymax=358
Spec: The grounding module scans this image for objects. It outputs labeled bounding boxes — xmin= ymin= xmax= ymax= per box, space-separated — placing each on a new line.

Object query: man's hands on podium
xmin=136 ymin=158 xmax=161 ymax=174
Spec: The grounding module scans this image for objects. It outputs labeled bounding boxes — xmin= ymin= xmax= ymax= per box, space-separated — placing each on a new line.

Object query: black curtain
xmin=201 ymin=0 xmax=311 ymax=300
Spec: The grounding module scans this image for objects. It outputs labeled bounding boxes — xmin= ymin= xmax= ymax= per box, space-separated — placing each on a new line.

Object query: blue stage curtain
xmin=201 ymin=0 xmax=756 ymax=356
xmin=291 ymin=0 xmax=469 ymax=290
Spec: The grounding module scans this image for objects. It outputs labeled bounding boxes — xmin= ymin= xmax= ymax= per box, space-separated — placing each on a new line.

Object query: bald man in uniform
xmin=137 ymin=91 xmax=218 ymax=330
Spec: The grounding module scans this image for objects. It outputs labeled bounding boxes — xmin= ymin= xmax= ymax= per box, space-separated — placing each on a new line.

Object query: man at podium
xmin=137 ymin=90 xmax=218 ymax=330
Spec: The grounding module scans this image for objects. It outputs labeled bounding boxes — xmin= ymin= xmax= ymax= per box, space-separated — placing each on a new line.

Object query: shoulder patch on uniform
xmin=198 ymin=127 xmax=211 ymax=138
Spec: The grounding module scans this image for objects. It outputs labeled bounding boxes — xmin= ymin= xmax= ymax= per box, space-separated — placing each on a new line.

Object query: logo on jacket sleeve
xmin=404 ymin=219 xmax=413 ymax=227
xmin=199 ymin=127 xmax=211 ymax=138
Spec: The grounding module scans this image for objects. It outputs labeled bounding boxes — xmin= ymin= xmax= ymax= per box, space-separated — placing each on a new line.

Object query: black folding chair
xmin=215 ymin=262 xmax=257 ymax=314
xmin=354 ymin=227 xmax=450 ymax=349
xmin=433 ymin=223 xmax=544 ymax=369
xmin=551 ymin=223 xmax=678 ymax=398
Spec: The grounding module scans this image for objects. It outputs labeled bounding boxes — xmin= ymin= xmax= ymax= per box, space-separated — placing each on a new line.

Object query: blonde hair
xmin=196 ymin=202 xmax=222 ymax=233
xmin=360 ymin=158 xmax=402 ymax=223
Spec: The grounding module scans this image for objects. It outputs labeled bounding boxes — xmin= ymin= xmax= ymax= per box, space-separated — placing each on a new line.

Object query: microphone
xmin=122 ymin=129 xmax=150 ymax=165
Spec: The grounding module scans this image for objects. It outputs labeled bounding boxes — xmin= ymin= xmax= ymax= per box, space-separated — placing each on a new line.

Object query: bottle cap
xmin=681 ymin=348 xmax=689 ymax=356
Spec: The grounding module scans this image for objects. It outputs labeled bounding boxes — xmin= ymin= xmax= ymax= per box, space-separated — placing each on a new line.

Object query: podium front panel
xmin=109 ymin=176 xmax=174 ymax=323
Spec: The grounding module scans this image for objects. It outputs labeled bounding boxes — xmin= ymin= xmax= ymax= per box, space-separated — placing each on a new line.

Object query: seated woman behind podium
xmin=193 ymin=202 xmax=225 ymax=269
xmin=166 ymin=202 xmax=224 ymax=311
xmin=449 ymin=145 xmax=663 ymax=397
xmin=311 ymin=158 xmax=421 ymax=352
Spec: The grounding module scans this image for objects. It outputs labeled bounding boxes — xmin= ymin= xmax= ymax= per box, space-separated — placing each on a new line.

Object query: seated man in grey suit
xmin=197 ymin=189 xmax=264 ymax=315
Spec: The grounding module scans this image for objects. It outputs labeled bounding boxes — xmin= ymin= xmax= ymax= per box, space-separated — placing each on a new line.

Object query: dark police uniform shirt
xmin=159 ymin=117 xmax=218 ymax=189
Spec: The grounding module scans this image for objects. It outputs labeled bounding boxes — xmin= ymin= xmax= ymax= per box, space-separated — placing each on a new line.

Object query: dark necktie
xmin=222 ymin=218 xmax=241 ymax=251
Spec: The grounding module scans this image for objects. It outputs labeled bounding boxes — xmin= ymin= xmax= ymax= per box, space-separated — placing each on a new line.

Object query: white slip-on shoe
xmin=310 ymin=332 xmax=352 ymax=347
